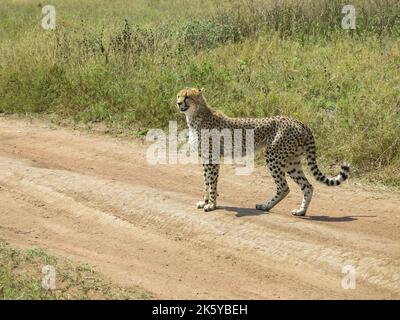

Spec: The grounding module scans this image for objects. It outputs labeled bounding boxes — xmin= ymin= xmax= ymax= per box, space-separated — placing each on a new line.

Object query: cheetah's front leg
xmin=198 ymin=163 xmax=219 ymax=212
xmin=197 ymin=164 xmax=209 ymax=209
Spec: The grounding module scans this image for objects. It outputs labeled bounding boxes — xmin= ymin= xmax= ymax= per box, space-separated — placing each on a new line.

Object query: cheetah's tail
xmin=305 ymin=135 xmax=350 ymax=186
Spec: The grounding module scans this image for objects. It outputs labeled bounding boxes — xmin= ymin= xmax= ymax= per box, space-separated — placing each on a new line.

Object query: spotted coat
xmin=176 ymin=88 xmax=349 ymax=216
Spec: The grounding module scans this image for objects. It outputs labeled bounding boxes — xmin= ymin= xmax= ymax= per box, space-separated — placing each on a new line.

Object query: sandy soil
xmin=0 ymin=116 xmax=399 ymax=299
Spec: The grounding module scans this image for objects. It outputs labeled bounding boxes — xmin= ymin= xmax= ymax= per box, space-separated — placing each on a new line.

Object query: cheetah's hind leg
xmin=287 ymin=165 xmax=313 ymax=216
xmin=256 ymin=152 xmax=290 ymax=212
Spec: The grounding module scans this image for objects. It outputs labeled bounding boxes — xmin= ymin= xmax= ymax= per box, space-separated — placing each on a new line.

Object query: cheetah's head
xmin=176 ymin=87 xmax=204 ymax=116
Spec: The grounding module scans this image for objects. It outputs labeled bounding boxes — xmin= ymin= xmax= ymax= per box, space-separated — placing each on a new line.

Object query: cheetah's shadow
xmin=299 ymin=215 xmax=376 ymax=222
xmin=220 ymin=206 xmax=267 ymax=217
xmin=220 ymin=206 xmax=376 ymax=221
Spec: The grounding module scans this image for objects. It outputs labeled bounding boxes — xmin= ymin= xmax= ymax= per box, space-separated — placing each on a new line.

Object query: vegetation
xmin=0 ymin=0 xmax=399 ymax=186
xmin=0 ymin=240 xmax=150 ymax=299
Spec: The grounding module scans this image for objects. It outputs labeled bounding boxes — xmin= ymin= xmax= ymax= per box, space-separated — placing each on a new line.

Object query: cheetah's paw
xmin=255 ymin=203 xmax=272 ymax=211
xmin=197 ymin=200 xmax=207 ymax=209
xmin=203 ymin=203 xmax=216 ymax=212
xmin=291 ymin=208 xmax=306 ymax=216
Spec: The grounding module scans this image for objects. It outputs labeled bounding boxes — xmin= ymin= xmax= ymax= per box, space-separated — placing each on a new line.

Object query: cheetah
xmin=176 ymin=87 xmax=349 ymax=216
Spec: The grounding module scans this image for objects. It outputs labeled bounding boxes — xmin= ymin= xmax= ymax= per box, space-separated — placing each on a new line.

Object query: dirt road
xmin=0 ymin=116 xmax=399 ymax=299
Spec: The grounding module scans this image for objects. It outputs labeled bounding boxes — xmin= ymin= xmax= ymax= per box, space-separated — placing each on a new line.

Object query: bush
xmin=0 ymin=0 xmax=399 ymax=186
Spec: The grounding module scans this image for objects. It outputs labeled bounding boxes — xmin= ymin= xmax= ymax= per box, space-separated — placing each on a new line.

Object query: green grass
xmin=0 ymin=240 xmax=151 ymax=300
xmin=0 ymin=0 xmax=399 ymax=187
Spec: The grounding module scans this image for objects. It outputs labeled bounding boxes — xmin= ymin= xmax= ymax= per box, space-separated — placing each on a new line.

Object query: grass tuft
xmin=0 ymin=240 xmax=151 ymax=300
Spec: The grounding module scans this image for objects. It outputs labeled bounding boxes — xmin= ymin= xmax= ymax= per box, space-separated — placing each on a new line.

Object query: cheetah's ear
xmin=199 ymin=87 xmax=204 ymax=94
